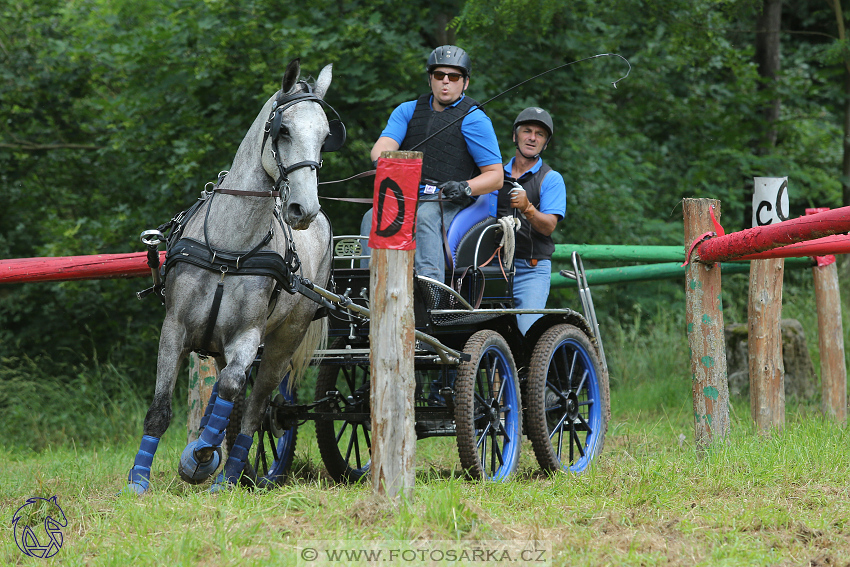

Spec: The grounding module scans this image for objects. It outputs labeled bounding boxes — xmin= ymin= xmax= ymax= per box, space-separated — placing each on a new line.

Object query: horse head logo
xmin=12 ymin=496 xmax=67 ymax=558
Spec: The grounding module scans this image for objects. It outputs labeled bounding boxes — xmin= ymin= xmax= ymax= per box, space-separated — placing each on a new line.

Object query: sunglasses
xmin=431 ymin=71 xmax=465 ymax=82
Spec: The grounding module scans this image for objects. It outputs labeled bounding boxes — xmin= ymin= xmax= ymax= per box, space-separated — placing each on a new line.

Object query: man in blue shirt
xmin=361 ymin=45 xmax=503 ymax=281
xmin=497 ymin=107 xmax=566 ymax=334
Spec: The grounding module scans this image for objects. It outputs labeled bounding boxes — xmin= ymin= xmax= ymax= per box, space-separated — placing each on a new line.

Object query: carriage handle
xmin=560 ymin=252 xmax=608 ymax=372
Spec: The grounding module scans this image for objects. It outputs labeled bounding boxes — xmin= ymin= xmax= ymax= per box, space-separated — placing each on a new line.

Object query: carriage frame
xmin=226 ymin=221 xmax=611 ymax=486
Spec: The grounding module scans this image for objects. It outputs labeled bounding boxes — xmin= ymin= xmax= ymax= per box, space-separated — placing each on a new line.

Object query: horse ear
xmin=315 ymin=64 xmax=333 ymax=100
xmin=281 ymin=58 xmax=301 ymax=94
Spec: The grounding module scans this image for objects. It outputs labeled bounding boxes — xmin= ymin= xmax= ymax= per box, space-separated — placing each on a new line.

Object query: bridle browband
xmin=214 ymin=80 xmax=346 ymax=201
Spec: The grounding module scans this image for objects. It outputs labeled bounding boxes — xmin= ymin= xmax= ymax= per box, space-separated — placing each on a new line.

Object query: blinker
xmin=322 ymin=119 xmax=346 ymax=153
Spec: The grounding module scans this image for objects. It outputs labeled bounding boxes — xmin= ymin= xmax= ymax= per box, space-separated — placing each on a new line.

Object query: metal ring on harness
xmin=141 ymin=230 xmax=165 ymax=247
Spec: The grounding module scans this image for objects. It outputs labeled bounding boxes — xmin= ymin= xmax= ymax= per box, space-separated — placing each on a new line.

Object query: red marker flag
xmin=369 ymin=157 xmax=421 ymax=250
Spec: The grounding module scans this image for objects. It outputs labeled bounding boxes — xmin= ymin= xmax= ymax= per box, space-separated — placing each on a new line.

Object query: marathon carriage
xmin=128 ymin=60 xmax=610 ymax=494
xmin=222 ymin=193 xmax=611 ymax=486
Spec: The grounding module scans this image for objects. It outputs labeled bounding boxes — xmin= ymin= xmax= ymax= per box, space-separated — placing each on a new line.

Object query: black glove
xmin=438 ymin=180 xmax=473 ymax=206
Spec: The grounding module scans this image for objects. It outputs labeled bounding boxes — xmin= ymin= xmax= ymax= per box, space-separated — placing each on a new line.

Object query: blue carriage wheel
xmin=526 ymin=324 xmax=609 ymax=474
xmin=454 ymin=329 xmax=522 ymax=481
xmin=314 ymin=340 xmax=371 ymax=483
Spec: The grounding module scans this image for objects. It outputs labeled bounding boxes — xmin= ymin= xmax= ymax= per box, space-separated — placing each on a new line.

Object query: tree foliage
xmin=0 ymin=0 xmax=846 ymax=387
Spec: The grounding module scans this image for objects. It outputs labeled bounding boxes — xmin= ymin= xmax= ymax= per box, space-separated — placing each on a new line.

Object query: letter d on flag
xmin=369 ymin=155 xmax=422 ymax=250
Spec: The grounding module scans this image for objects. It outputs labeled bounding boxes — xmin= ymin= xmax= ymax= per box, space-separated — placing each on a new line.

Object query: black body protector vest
xmin=497 ymin=161 xmax=556 ymax=260
xmin=399 ymin=93 xmax=481 ymax=183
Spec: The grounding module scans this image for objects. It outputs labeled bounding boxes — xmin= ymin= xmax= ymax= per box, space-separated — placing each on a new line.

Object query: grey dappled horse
xmin=125 ymin=59 xmax=336 ymax=494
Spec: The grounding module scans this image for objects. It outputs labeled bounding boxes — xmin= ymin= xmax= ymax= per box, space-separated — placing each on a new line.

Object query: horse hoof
xmin=178 ymin=441 xmax=221 ymax=484
xmin=209 ymin=472 xmax=233 ymax=494
xmin=121 ymin=482 xmax=149 ymax=496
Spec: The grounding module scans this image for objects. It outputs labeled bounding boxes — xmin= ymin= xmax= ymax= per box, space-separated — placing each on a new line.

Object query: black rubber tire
xmin=526 ymin=324 xmax=609 ymax=473
xmin=314 ymin=341 xmax=371 ymax=483
xmin=454 ymin=329 xmax=522 ymax=481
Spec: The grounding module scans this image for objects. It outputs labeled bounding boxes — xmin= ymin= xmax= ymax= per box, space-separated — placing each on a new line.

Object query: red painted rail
xmin=698 ymin=206 xmax=850 ymax=263
xmin=0 ymin=251 xmax=165 ymax=284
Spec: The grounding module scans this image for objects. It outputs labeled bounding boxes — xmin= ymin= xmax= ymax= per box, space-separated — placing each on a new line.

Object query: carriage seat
xmin=445 ymin=193 xmax=493 ymax=267
xmin=444 ymin=193 xmax=513 ymax=306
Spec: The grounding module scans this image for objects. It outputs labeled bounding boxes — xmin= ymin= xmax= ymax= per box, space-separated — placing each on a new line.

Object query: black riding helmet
xmin=513 ymin=107 xmax=553 ymax=156
xmin=426 ymin=45 xmax=472 ymax=77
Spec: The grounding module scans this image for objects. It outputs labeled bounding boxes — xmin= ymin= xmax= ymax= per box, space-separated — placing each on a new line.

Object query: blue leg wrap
xmin=178 ymin=398 xmax=233 ymax=483
xmin=198 ymin=381 xmax=220 ymax=431
xmin=210 ymin=433 xmax=253 ymax=493
xmin=125 ymin=435 xmax=160 ymax=495
xmin=197 ymin=398 xmax=233 ymax=450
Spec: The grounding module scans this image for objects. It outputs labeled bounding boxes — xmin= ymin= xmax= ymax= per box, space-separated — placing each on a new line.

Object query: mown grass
xmin=1 ymin=288 xmax=849 ymax=566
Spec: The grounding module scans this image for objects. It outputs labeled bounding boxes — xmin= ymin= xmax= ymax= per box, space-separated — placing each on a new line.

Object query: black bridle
xmin=211 ymin=80 xmax=346 ymax=202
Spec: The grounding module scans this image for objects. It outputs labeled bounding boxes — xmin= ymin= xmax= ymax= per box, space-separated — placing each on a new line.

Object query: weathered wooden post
xmin=807 ymin=208 xmax=847 ymax=424
xmin=187 ymin=353 xmax=217 ymax=442
xmin=748 ymin=177 xmax=787 ymax=434
xmin=683 ymin=198 xmax=730 ymax=450
xmin=747 ymin=259 xmax=785 ymax=433
xmin=368 ymin=150 xmax=421 ymax=498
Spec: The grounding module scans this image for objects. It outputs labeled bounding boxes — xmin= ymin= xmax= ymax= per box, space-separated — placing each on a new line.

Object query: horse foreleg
xmin=125 ymin=323 xmax=186 ymax=495
xmin=210 ymin=343 xmax=292 ymax=492
xmin=182 ymin=332 xmax=261 ymax=486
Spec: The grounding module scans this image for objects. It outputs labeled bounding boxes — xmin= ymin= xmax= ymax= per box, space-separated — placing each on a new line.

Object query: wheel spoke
xmin=476 ymin=422 xmax=492 ymax=448
xmin=259 ymin=430 xmax=269 ymax=474
xmin=269 ymin=430 xmax=280 ymax=463
xmin=348 ymin=426 xmax=361 ymax=468
xmin=478 ymin=429 xmax=488 ymax=464
xmin=548 ymin=410 xmax=569 ymax=441
xmin=556 ymin=346 xmax=573 ymax=390
xmin=571 ymin=423 xmax=586 ymax=458
xmin=556 ymin=423 xmax=565 ymax=460
xmin=576 ymin=413 xmax=592 ymax=434
xmin=335 ymin=421 xmax=349 ymax=444
xmin=340 ymin=367 xmax=354 ymax=397
xmin=490 ymin=431 xmax=503 ymax=470
xmin=574 ymin=371 xmax=588 ymax=398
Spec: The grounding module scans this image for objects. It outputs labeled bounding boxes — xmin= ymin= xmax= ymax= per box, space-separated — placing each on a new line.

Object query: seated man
xmin=496 ymin=107 xmax=566 ymax=334
xmin=360 ymin=45 xmax=503 ymax=281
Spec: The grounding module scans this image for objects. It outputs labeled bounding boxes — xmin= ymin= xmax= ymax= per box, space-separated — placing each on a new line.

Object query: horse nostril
xmin=287 ymin=203 xmax=304 ymax=220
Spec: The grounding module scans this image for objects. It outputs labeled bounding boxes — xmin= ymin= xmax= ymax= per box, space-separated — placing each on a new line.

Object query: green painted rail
xmin=551 ymin=257 xmax=814 ymax=287
xmin=552 ymin=244 xmax=684 ymax=263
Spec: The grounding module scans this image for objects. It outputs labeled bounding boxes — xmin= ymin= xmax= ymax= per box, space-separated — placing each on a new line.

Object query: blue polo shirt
xmin=379 ymin=95 xmax=503 ymax=191
xmin=492 ymin=157 xmax=566 ymax=219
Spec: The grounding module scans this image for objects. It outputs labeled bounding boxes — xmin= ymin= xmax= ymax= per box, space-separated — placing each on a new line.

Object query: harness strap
xmin=214 ymin=188 xmax=280 ymax=198
xmin=201 ymin=273 xmax=227 ymax=352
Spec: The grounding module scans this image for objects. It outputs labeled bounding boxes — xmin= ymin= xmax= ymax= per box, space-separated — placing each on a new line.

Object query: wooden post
xmin=813 ymin=259 xmax=847 ymax=423
xmin=187 ymin=353 xmax=217 ymax=443
xmin=683 ymin=198 xmax=730 ymax=450
xmin=748 ymin=258 xmax=785 ymax=433
xmin=805 ymin=208 xmax=847 ymax=423
xmin=369 ymin=150 xmax=420 ymax=499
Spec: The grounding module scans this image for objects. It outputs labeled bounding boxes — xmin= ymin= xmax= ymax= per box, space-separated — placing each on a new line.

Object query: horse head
xmin=261 ymin=59 xmax=338 ymax=230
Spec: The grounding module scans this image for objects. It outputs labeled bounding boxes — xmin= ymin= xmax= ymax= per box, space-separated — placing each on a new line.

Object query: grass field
xmin=2 ymin=290 xmax=849 ymax=566
xmin=2 ymin=386 xmax=849 ymax=565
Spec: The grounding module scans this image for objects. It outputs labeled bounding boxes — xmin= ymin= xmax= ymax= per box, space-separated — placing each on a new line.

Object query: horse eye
xmin=279 ymin=125 xmax=290 ymax=137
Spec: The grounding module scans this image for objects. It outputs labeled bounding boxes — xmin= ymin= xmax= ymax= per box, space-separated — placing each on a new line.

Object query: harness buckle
xmin=219 ymin=265 xmax=228 ymax=282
